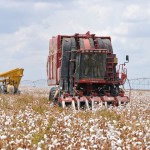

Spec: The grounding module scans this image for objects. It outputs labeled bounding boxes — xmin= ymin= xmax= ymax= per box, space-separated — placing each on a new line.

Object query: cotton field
xmin=0 ymin=88 xmax=149 ymax=150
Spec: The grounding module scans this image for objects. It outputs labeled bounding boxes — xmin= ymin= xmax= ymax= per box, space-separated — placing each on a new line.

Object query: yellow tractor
xmin=0 ymin=68 xmax=24 ymax=94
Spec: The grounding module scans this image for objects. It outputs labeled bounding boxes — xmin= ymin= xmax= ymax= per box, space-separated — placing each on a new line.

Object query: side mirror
xmin=126 ymin=55 xmax=129 ymax=62
xmin=124 ymin=55 xmax=129 ymax=65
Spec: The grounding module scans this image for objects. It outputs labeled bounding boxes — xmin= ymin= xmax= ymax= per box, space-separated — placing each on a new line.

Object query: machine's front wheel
xmin=49 ymin=87 xmax=57 ymax=101
xmin=0 ymin=87 xmax=2 ymax=94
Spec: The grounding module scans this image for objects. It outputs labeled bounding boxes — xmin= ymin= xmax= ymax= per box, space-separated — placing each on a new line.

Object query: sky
xmin=0 ymin=0 xmax=150 ymax=80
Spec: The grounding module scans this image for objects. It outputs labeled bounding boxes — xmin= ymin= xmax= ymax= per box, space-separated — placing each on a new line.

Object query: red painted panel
xmin=83 ymin=39 xmax=91 ymax=49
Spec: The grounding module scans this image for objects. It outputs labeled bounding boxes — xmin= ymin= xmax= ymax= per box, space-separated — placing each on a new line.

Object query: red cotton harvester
xmin=47 ymin=31 xmax=129 ymax=110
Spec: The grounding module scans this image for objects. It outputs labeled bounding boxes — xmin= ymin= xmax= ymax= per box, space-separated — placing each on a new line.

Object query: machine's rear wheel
xmin=97 ymin=38 xmax=113 ymax=52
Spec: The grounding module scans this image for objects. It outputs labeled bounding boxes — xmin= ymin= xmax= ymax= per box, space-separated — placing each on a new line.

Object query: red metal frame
xmin=47 ymin=32 xmax=126 ymax=86
xmin=47 ymin=32 xmax=129 ymax=104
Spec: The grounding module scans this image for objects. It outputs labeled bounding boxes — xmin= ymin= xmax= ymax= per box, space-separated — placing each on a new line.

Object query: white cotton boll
xmin=30 ymin=130 xmax=36 ymax=134
xmin=136 ymin=142 xmax=142 ymax=145
xmin=128 ymin=127 xmax=132 ymax=130
xmin=31 ymin=123 xmax=35 ymax=127
xmin=132 ymin=142 xmax=137 ymax=147
xmin=19 ymin=139 xmax=23 ymax=143
xmin=112 ymin=146 xmax=118 ymax=150
xmin=101 ymin=136 xmax=107 ymax=140
xmin=53 ymin=139 xmax=58 ymax=145
xmin=116 ymin=140 xmax=122 ymax=146
xmin=111 ymin=140 xmax=115 ymax=146
xmin=108 ymin=125 xmax=115 ymax=130
xmin=93 ymin=145 xmax=97 ymax=148
xmin=113 ymin=120 xmax=117 ymax=124
xmin=49 ymin=144 xmax=54 ymax=149
xmin=10 ymin=134 xmax=14 ymax=138
xmin=96 ymin=129 xmax=102 ymax=136
xmin=37 ymin=147 xmax=42 ymax=150
xmin=38 ymin=142 xmax=42 ymax=147
xmin=132 ymin=116 xmax=136 ymax=120
xmin=80 ymin=148 xmax=86 ymax=150
xmin=89 ymin=139 xmax=94 ymax=143
xmin=115 ymin=131 xmax=121 ymax=136
xmin=0 ymin=135 xmax=7 ymax=140
xmin=64 ymin=122 xmax=68 ymax=126
xmin=17 ymin=148 xmax=24 ymax=150
xmin=71 ymin=138 xmax=74 ymax=142
xmin=24 ymin=135 xmax=29 ymax=139
xmin=108 ymin=135 xmax=116 ymax=140
xmin=9 ymin=141 xmax=14 ymax=144
xmin=81 ymin=142 xmax=84 ymax=146
xmin=44 ymin=134 xmax=47 ymax=139
xmin=117 ymin=147 xmax=122 ymax=150
xmin=64 ymin=116 xmax=69 ymax=121
xmin=57 ymin=118 xmax=62 ymax=122
xmin=146 ymin=146 xmax=150 ymax=149
xmin=139 ymin=132 xmax=143 ymax=138
xmin=89 ymin=119 xmax=94 ymax=123
xmin=42 ymin=127 xmax=46 ymax=130
xmin=27 ymin=140 xmax=31 ymax=144
xmin=136 ymin=123 xmax=140 ymax=126
xmin=28 ymin=126 xmax=32 ymax=130
xmin=67 ymin=122 xmax=71 ymax=126
xmin=126 ymin=144 xmax=131 ymax=149
xmin=5 ymin=121 xmax=9 ymax=125
xmin=132 ymin=137 xmax=136 ymax=141
xmin=40 ymin=140 xmax=44 ymax=144
xmin=89 ymin=126 xmax=95 ymax=133
xmin=66 ymin=128 xmax=71 ymax=133
xmin=33 ymin=144 xmax=36 ymax=148
xmin=123 ymin=126 xmax=127 ymax=130
xmin=67 ymin=144 xmax=72 ymax=149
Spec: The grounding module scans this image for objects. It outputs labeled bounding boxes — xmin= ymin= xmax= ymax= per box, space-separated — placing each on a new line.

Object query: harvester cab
xmin=47 ymin=32 xmax=129 ymax=110
xmin=0 ymin=68 xmax=24 ymax=94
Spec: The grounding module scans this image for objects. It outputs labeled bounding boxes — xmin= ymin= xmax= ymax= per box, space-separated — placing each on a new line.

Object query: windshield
xmin=79 ymin=53 xmax=106 ymax=79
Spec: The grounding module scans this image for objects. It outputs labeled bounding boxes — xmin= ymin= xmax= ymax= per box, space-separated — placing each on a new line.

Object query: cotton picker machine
xmin=0 ymin=68 xmax=24 ymax=94
xmin=47 ymin=32 xmax=129 ymax=110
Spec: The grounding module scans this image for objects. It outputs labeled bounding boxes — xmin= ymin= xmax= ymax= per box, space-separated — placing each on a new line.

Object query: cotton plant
xmin=0 ymin=88 xmax=149 ymax=149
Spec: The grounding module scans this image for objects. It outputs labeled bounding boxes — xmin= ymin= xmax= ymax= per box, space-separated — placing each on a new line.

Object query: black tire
xmin=102 ymin=39 xmax=113 ymax=52
xmin=0 ymin=87 xmax=2 ymax=94
xmin=49 ymin=87 xmax=57 ymax=101
xmin=79 ymin=38 xmax=84 ymax=48
xmin=61 ymin=38 xmax=71 ymax=92
xmin=58 ymin=102 xmax=62 ymax=107
xmin=14 ymin=87 xmax=18 ymax=94
xmin=97 ymin=38 xmax=113 ymax=52
xmin=89 ymin=38 xmax=94 ymax=48
xmin=1 ymin=85 xmax=7 ymax=94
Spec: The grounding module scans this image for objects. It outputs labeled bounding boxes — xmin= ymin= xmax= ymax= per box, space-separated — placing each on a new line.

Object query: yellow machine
xmin=0 ymin=68 xmax=24 ymax=94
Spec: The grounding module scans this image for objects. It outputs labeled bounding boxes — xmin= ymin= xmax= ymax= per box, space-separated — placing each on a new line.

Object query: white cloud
xmin=0 ymin=23 xmax=50 ymax=79
xmin=34 ymin=2 xmax=49 ymax=11
xmin=33 ymin=2 xmax=62 ymax=11
xmin=122 ymin=4 xmax=150 ymax=22
xmin=113 ymin=23 xmax=129 ymax=36
xmin=0 ymin=0 xmax=150 ymax=80
xmin=0 ymin=1 xmax=20 ymax=8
